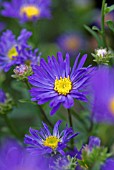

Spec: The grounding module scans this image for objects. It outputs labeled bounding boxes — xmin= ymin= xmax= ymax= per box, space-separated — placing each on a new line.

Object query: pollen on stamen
xmin=43 ymin=136 xmax=60 ymax=150
xmin=54 ymin=76 xmax=72 ymax=95
xmin=7 ymin=46 xmax=18 ymax=60
xmin=20 ymin=5 xmax=40 ymax=19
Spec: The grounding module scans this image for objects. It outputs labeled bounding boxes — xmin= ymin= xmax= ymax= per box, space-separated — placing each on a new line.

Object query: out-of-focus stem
xmin=101 ymin=0 xmax=107 ymax=48
xmin=68 ymin=109 xmax=74 ymax=148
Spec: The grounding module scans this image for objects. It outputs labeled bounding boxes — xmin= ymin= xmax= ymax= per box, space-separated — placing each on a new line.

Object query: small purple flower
xmin=90 ymin=66 xmax=114 ymax=123
xmin=88 ymin=136 xmax=101 ymax=151
xmin=57 ymin=32 xmax=86 ymax=55
xmin=101 ymin=159 xmax=114 ymax=170
xmin=0 ymin=89 xmax=6 ymax=103
xmin=29 ymin=52 xmax=92 ymax=115
xmin=2 ymin=0 xmax=51 ymax=22
xmin=24 ymin=120 xmax=78 ymax=155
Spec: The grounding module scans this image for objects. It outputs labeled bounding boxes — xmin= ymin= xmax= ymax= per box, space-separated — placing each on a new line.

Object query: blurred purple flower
xmin=0 ymin=22 xmax=6 ymax=32
xmin=29 ymin=52 xmax=91 ymax=115
xmin=90 ymin=66 xmax=114 ymax=123
xmin=0 ymin=138 xmax=50 ymax=170
xmin=57 ymin=32 xmax=86 ymax=55
xmin=91 ymin=9 xmax=114 ymax=29
xmin=101 ymin=158 xmax=114 ymax=170
xmin=2 ymin=0 xmax=51 ymax=22
xmin=88 ymin=136 xmax=101 ymax=151
xmin=0 ymin=89 xmax=6 ymax=103
xmin=24 ymin=120 xmax=78 ymax=155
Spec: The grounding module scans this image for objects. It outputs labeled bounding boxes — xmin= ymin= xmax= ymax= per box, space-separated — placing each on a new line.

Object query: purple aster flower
xmin=0 ymin=89 xmax=6 ymax=103
xmin=2 ymin=0 xmax=51 ymax=22
xmin=0 ymin=29 xmax=40 ymax=72
xmin=90 ymin=66 xmax=114 ymax=123
xmin=24 ymin=120 xmax=78 ymax=155
xmin=101 ymin=159 xmax=114 ymax=170
xmin=29 ymin=52 xmax=91 ymax=115
xmin=0 ymin=138 xmax=50 ymax=170
xmin=57 ymin=32 xmax=86 ymax=55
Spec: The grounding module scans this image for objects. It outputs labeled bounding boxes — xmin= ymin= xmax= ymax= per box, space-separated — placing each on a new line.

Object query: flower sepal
xmin=12 ymin=64 xmax=33 ymax=81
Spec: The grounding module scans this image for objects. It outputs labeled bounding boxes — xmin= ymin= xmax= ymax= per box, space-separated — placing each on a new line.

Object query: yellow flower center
xmin=54 ymin=76 xmax=72 ymax=95
xmin=43 ymin=136 xmax=60 ymax=150
xmin=65 ymin=37 xmax=80 ymax=50
xmin=109 ymin=98 xmax=114 ymax=115
xmin=20 ymin=5 xmax=40 ymax=19
xmin=7 ymin=46 xmax=18 ymax=60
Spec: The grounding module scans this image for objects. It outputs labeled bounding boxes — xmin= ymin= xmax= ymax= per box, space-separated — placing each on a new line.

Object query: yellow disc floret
xmin=43 ymin=136 xmax=60 ymax=150
xmin=20 ymin=5 xmax=40 ymax=19
xmin=109 ymin=98 xmax=114 ymax=115
xmin=65 ymin=37 xmax=80 ymax=51
xmin=7 ymin=46 xmax=18 ymax=60
xmin=54 ymin=76 xmax=72 ymax=95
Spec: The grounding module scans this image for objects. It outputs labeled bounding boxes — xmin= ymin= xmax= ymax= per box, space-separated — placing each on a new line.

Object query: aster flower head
xmin=90 ymin=66 xmax=114 ymax=123
xmin=58 ymin=32 xmax=86 ymax=55
xmin=29 ymin=52 xmax=91 ymax=115
xmin=2 ymin=0 xmax=51 ymax=22
xmin=24 ymin=120 xmax=78 ymax=155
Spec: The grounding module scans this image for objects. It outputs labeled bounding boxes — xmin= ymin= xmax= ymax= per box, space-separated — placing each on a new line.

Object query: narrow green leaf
xmin=106 ymin=20 xmax=114 ymax=32
xmin=84 ymin=25 xmax=102 ymax=47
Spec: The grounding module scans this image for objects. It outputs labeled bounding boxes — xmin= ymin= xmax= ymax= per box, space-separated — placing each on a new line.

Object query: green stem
xmin=68 ymin=109 xmax=73 ymax=128
xmin=4 ymin=115 xmax=20 ymax=139
xmin=101 ymin=0 xmax=107 ymax=47
xmin=68 ymin=109 xmax=74 ymax=148
xmin=23 ymin=80 xmax=53 ymax=128
xmin=38 ymin=105 xmax=53 ymax=128
xmin=24 ymin=79 xmax=31 ymax=89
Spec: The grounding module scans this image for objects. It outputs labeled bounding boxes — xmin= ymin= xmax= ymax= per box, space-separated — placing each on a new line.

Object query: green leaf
xmin=105 ymin=4 xmax=114 ymax=14
xmin=19 ymin=99 xmax=36 ymax=105
xmin=92 ymin=26 xmax=100 ymax=32
xmin=84 ymin=25 xmax=102 ymax=47
xmin=106 ymin=20 xmax=114 ymax=32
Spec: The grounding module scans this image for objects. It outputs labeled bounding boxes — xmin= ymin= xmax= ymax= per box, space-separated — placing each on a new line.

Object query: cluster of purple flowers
xmin=0 ymin=29 xmax=40 ymax=72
